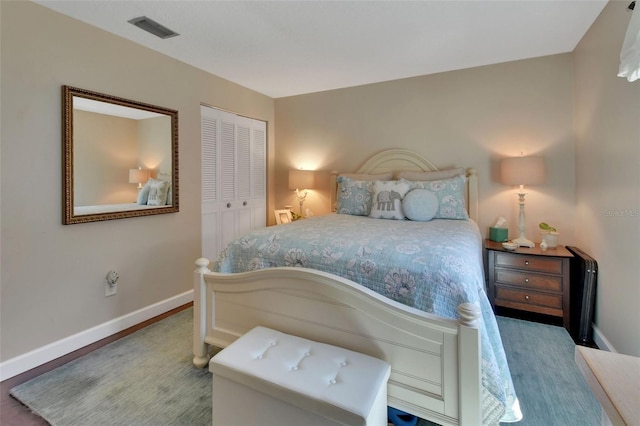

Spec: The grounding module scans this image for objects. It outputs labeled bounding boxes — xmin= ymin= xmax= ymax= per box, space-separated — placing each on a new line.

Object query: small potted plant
xmin=539 ymin=222 xmax=559 ymax=248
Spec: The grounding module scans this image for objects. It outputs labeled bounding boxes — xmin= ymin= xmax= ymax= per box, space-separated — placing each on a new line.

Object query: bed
xmin=72 ymin=174 xmax=173 ymax=217
xmin=193 ymin=149 xmax=521 ymax=426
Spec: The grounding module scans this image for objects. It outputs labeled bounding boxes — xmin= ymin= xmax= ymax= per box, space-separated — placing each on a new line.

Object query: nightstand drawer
xmin=485 ymin=240 xmax=573 ymax=327
xmin=495 ymin=269 xmax=563 ymax=292
xmin=495 ymin=287 xmax=563 ymax=310
xmin=495 ymin=252 xmax=563 ymax=274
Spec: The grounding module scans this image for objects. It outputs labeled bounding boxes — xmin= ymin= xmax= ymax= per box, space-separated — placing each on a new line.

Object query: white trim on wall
xmin=592 ymin=323 xmax=617 ymax=353
xmin=0 ymin=290 xmax=194 ymax=381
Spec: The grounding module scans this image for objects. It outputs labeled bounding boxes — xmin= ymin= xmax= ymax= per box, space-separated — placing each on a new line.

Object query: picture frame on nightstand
xmin=274 ymin=209 xmax=292 ymax=225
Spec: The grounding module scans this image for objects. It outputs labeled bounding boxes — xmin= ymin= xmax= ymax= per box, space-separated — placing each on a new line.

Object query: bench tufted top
xmin=210 ymin=326 xmax=391 ymax=425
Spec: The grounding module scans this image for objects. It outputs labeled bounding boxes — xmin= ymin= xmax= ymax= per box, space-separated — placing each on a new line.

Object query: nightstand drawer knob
xmin=524 ymin=278 xmax=530 ymax=283
xmin=525 ymin=295 xmax=530 ymax=300
xmin=525 ymin=261 xmax=530 ymax=265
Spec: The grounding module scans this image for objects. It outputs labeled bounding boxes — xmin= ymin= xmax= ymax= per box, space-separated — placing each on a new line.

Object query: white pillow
xmin=402 ymin=189 xmax=439 ymax=221
xmin=147 ymin=180 xmax=170 ymax=206
xmin=369 ymin=180 xmax=411 ymax=220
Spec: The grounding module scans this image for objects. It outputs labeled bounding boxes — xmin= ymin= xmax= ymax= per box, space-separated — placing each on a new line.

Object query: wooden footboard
xmin=193 ymin=258 xmax=481 ymax=426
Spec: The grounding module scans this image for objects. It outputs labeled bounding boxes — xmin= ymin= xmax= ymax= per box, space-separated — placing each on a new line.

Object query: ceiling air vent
xmin=128 ymin=16 xmax=179 ymax=39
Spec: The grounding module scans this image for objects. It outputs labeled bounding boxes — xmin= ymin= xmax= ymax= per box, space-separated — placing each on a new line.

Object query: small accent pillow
xmin=147 ymin=180 xmax=170 ymax=206
xmin=402 ymin=189 xmax=439 ymax=221
xmin=336 ymin=176 xmax=374 ymax=216
xmin=396 ymin=167 xmax=465 ymax=181
xmin=369 ymin=180 xmax=411 ymax=220
xmin=137 ymin=179 xmax=153 ymax=205
xmin=404 ymin=175 xmax=468 ymax=220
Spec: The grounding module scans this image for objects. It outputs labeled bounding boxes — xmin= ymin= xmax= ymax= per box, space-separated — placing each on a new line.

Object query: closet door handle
xmin=243 ymin=201 xmax=247 ymax=206
xmin=226 ymin=203 xmax=231 ymax=208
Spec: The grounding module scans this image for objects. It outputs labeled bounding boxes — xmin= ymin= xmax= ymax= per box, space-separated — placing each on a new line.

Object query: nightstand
xmin=485 ymin=240 xmax=573 ymax=330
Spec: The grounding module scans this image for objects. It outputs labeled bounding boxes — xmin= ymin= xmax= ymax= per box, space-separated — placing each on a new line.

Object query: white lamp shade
xmin=288 ymin=169 xmax=315 ymax=190
xmin=501 ymin=157 xmax=545 ymax=186
xmin=129 ymin=168 xmax=149 ymax=184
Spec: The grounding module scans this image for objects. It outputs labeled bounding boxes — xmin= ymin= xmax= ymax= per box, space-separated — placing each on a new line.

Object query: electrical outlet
xmin=105 ymin=281 xmax=117 ymax=297
xmin=105 ymin=270 xmax=119 ymax=297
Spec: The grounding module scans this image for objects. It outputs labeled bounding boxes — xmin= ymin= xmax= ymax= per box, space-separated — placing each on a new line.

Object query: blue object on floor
xmin=388 ymin=407 xmax=418 ymax=426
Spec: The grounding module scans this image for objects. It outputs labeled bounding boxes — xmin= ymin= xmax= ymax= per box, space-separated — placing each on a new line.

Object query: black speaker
xmin=566 ymin=246 xmax=598 ymax=346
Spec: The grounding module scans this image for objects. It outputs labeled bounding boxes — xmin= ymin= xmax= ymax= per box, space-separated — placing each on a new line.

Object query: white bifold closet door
xmin=201 ymin=105 xmax=266 ymax=261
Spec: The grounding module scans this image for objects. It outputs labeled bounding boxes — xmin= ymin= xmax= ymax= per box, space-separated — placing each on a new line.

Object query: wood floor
xmin=1 ymin=370 xmax=50 ymax=425
xmin=0 ymin=303 xmax=192 ymax=425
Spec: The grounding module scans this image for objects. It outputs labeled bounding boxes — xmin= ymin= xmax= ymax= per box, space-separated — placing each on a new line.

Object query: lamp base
xmin=512 ymin=237 xmax=535 ymax=248
xmin=295 ymin=189 xmax=308 ymax=217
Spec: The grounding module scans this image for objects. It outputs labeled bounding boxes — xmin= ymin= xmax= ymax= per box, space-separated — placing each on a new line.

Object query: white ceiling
xmin=73 ymin=97 xmax=164 ymax=120
xmin=35 ymin=0 xmax=608 ymax=98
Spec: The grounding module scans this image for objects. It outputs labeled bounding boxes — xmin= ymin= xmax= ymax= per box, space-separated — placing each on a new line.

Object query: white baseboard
xmin=592 ymin=323 xmax=617 ymax=353
xmin=0 ymin=290 xmax=194 ymax=382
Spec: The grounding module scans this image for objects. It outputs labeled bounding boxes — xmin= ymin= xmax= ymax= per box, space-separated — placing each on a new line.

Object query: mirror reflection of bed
xmin=194 ymin=149 xmax=521 ymax=426
xmin=62 ymin=86 xmax=179 ymax=224
xmin=72 ymin=173 xmax=173 ymax=216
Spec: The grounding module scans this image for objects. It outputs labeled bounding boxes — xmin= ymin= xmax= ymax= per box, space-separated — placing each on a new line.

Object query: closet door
xmin=219 ymin=116 xmax=239 ymax=250
xmin=232 ymin=116 xmax=266 ymax=239
xmin=201 ymin=107 xmax=221 ymax=262
xmin=201 ymin=105 xmax=266 ymax=261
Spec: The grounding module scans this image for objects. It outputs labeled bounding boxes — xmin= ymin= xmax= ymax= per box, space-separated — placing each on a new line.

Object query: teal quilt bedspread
xmin=214 ymin=214 xmax=521 ymax=425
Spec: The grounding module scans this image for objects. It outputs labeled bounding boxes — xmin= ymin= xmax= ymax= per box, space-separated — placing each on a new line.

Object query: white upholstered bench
xmin=210 ymin=326 xmax=391 ymax=426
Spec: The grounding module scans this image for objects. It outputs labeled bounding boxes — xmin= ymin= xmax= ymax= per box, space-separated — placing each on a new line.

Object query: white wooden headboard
xmin=157 ymin=172 xmax=172 ymax=182
xmin=330 ymin=148 xmax=478 ymax=222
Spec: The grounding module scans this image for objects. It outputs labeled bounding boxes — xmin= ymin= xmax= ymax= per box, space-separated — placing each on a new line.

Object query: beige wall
xmin=574 ymin=1 xmax=640 ymax=356
xmin=138 ymin=116 xmax=172 ymax=176
xmin=275 ymin=54 xmax=577 ymax=246
xmin=0 ymin=1 xmax=275 ymax=361
xmin=74 ymin=110 xmax=139 ymax=205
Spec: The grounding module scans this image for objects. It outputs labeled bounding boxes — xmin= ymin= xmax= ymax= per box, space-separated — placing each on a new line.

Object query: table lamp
xmin=288 ymin=169 xmax=316 ymax=216
xmin=129 ymin=167 xmax=149 ymax=190
xmin=501 ymin=156 xmax=545 ymax=248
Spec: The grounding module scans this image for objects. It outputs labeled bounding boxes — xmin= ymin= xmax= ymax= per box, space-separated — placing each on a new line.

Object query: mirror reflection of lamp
xmin=129 ymin=167 xmax=150 ymax=190
xmin=288 ymin=169 xmax=316 ymax=216
xmin=501 ymin=155 xmax=545 ymax=248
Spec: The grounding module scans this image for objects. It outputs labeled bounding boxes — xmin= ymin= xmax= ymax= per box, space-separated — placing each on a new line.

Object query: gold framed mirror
xmin=62 ymin=86 xmax=179 ymax=224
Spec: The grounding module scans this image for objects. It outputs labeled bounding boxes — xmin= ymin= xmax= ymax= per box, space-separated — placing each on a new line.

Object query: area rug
xmin=10 ymin=308 xmax=218 ymax=426
xmin=496 ymin=316 xmax=600 ymax=426
xmin=11 ymin=309 xmax=600 ymax=426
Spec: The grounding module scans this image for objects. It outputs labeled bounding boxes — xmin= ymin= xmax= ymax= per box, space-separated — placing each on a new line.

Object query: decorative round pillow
xmin=402 ymin=189 xmax=439 ymax=221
